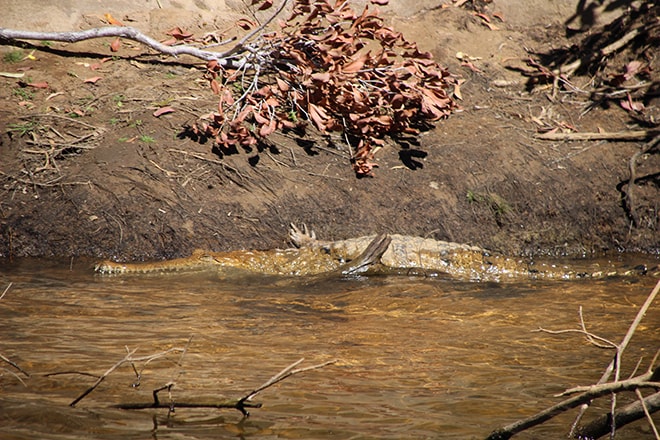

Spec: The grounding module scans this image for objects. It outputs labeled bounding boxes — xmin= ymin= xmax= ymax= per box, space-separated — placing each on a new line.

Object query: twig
xmin=1 ymin=368 xmax=28 ymax=386
xmin=115 ymin=358 xmax=336 ymax=416
xmin=485 ymin=369 xmax=660 ymax=440
xmin=114 ymin=398 xmax=263 ymax=411
xmin=557 ymin=373 xmax=660 ymax=397
xmin=558 ymin=27 xmax=642 ymax=77
xmin=0 ymin=282 xmax=12 ymax=300
xmin=0 ymin=1 xmax=288 ymax=65
xmin=635 ymin=389 xmax=660 ymax=440
xmin=244 ymin=358 xmax=336 ymax=401
xmin=534 ymin=327 xmax=617 ymax=349
xmin=487 ymin=280 xmax=660 ymax=439
xmin=0 ymin=170 xmax=92 ymax=187
xmin=578 ymin=306 xmax=615 ymax=349
xmin=0 ymin=26 xmax=245 ymax=67
xmin=0 ymin=352 xmax=30 ymax=377
xmin=44 ymin=371 xmax=101 ymax=378
xmin=535 ymin=130 xmax=660 ymax=141
xmin=237 ymin=358 xmax=337 ymax=415
xmin=574 ymin=390 xmax=660 ymax=439
xmin=220 ymin=0 xmax=290 ymax=58
xmin=570 ymin=278 xmax=660 ymax=434
xmin=19 ymin=113 xmax=104 ymax=131
xmin=69 ymin=347 xmax=186 ymax=407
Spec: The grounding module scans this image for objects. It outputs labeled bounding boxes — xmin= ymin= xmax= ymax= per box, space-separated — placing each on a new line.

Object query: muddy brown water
xmin=0 ymin=258 xmax=658 ymax=439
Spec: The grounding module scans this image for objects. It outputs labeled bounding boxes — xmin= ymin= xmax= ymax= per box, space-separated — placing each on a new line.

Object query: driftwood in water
xmin=486 ymin=279 xmax=660 ymax=440
xmin=113 ymin=358 xmax=336 ymax=416
xmin=574 ymin=390 xmax=660 ymax=439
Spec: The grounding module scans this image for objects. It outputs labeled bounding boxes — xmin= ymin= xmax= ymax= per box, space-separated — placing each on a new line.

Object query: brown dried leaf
xmin=276 ymin=77 xmax=290 ymax=92
xmin=221 ymin=89 xmax=235 ymax=106
xmin=620 ymin=94 xmax=644 ymax=112
xmin=257 ymin=0 xmax=273 ymax=11
xmin=461 ymin=60 xmax=483 ymax=73
xmin=153 ymin=106 xmax=175 ymax=117
xmin=26 ymin=81 xmax=49 ymax=89
xmin=342 ymin=53 xmax=368 ymax=73
xmin=308 ymin=103 xmax=328 ymax=131
xmin=166 ymin=27 xmax=194 ymax=40
xmin=236 ymin=18 xmax=256 ymax=30
xmin=104 ymin=13 xmax=124 ymax=26
xmin=253 ymin=111 xmax=269 ymax=125
xmin=110 ymin=37 xmax=121 ymax=52
xmin=210 ymin=78 xmax=221 ymax=94
xmin=259 ymin=117 xmax=277 ymax=136
xmin=90 ymin=57 xmax=112 ymax=70
xmin=624 ymin=60 xmax=643 ymax=80
xmin=311 ymin=72 xmax=331 ymax=82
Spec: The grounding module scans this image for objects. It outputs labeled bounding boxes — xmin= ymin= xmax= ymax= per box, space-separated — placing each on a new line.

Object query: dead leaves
xmin=104 ymin=13 xmax=124 ymax=27
xmin=192 ymin=0 xmax=457 ymax=177
xmin=109 ymin=37 xmax=121 ymax=52
xmin=153 ymin=106 xmax=176 ymax=117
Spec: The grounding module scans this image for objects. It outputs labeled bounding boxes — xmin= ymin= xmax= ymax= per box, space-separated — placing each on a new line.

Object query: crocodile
xmin=94 ymin=224 xmax=659 ymax=281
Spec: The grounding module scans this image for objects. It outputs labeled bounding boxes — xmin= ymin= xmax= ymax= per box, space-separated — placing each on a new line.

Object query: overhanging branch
xmin=0 ymin=26 xmax=244 ymax=66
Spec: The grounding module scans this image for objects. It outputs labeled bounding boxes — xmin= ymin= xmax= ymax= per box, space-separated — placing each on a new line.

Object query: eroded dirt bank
xmin=1 ymin=0 xmax=658 ymax=261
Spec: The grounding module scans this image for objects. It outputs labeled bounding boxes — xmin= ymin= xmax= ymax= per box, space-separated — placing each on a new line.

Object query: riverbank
xmin=1 ymin=0 xmax=658 ymax=260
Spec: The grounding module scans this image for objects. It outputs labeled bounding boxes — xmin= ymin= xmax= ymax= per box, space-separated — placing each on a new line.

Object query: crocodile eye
xmin=633 ymin=264 xmax=647 ymax=275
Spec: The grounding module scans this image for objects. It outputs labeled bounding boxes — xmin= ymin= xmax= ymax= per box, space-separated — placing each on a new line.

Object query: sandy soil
xmin=0 ymin=0 xmax=658 ymax=261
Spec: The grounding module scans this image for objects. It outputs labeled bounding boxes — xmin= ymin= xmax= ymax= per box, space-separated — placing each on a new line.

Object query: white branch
xmin=0 ymin=26 xmax=245 ymax=67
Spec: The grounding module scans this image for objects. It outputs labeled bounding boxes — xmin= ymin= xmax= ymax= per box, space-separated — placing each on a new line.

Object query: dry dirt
xmin=0 ymin=0 xmax=658 ymax=261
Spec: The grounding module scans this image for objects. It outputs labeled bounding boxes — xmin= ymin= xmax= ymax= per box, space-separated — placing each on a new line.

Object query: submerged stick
xmin=485 ymin=371 xmax=660 ymax=440
xmin=236 ymin=358 xmax=337 ymax=416
xmin=114 ymin=399 xmax=263 ymax=411
xmin=486 ymin=279 xmax=660 ymax=439
xmin=0 ymin=352 xmax=29 ymax=377
xmin=574 ymin=390 xmax=660 ymax=439
xmin=569 ymin=278 xmax=660 ymax=435
xmin=69 ymin=347 xmax=186 ymax=407
xmin=115 ymin=358 xmax=337 ymax=416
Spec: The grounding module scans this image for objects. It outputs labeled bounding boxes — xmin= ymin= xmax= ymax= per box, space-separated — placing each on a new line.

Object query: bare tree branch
xmin=113 ymin=398 xmax=263 ymax=411
xmin=114 ymin=357 xmax=337 ymax=416
xmin=236 ymin=358 xmax=337 ymax=415
xmin=0 ymin=352 xmax=30 ymax=377
xmin=0 ymin=26 xmax=243 ymax=66
xmin=220 ymin=0 xmax=290 ymax=58
xmin=69 ymin=346 xmax=186 ymax=407
xmin=534 ymin=129 xmax=660 ymax=141
xmin=0 ymin=282 xmax=12 ymax=300
xmin=570 ymin=278 xmax=660 ymax=434
xmin=487 ymin=279 xmax=660 ymax=440
xmin=574 ymin=390 xmax=660 ymax=439
xmin=0 ymin=1 xmax=289 ymax=67
xmin=485 ymin=370 xmax=660 ymax=440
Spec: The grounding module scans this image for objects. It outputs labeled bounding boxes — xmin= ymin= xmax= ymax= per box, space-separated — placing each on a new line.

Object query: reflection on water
xmin=0 ymin=257 xmax=658 ymax=439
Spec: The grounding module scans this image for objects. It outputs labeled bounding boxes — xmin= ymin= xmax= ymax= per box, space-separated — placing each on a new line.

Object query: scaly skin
xmin=95 ymin=247 xmax=344 ymax=276
xmin=95 ymin=224 xmax=659 ymax=281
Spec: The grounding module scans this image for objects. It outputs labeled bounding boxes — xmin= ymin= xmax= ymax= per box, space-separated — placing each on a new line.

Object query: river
xmin=1 ymin=257 xmax=658 ymax=439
